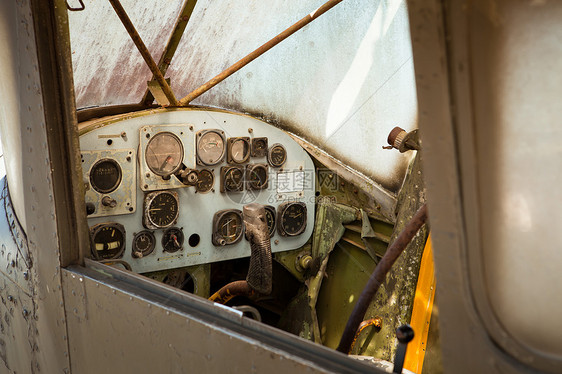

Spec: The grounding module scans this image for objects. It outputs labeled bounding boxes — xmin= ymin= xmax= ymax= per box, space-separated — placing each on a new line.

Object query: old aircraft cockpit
xmin=81 ymin=109 xmax=315 ymax=275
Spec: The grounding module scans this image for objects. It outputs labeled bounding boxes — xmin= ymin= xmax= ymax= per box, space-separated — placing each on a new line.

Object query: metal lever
xmin=208 ymin=203 xmax=272 ymax=304
xmin=243 ymin=203 xmax=272 ymax=295
xmin=393 ymin=324 xmax=414 ymax=373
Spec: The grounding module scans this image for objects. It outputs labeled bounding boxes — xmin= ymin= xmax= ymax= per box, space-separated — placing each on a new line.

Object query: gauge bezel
xmin=251 ymin=137 xmax=269 ymax=158
xmin=267 ymin=143 xmax=287 ymax=168
xmin=246 ymin=164 xmax=269 ymax=190
xmin=89 ymin=158 xmax=122 ymax=194
xmin=212 ymin=209 xmax=245 ymax=246
xmin=132 ymin=230 xmax=156 ymax=258
xmin=196 ymin=129 xmax=226 ymax=166
xmin=277 ymin=201 xmax=307 ymax=237
xmin=227 ymin=137 xmax=251 ymax=164
xmin=264 ymin=205 xmax=276 ymax=238
xmin=90 ymin=222 xmax=126 ymax=260
xmin=195 ymin=169 xmax=215 ymax=193
xmin=145 ymin=131 xmax=184 ymax=177
xmin=220 ymin=166 xmax=245 ymax=193
xmin=162 ymin=227 xmax=184 ymax=253
xmin=143 ymin=190 xmax=180 ymax=230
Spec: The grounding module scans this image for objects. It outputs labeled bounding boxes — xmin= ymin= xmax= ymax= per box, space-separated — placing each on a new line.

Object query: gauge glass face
xmin=268 ymin=144 xmax=287 ymax=167
xmin=224 ymin=167 xmax=244 ymax=192
xmin=162 ymin=227 xmax=184 ymax=253
xmin=132 ymin=230 xmax=156 ymax=257
xmin=248 ymin=165 xmax=268 ymax=190
xmin=280 ymin=203 xmax=307 ymax=236
xmin=215 ymin=211 xmax=243 ymax=245
xmin=90 ymin=159 xmax=122 ymax=193
xmin=91 ymin=224 xmax=125 ymax=260
xmin=265 ymin=206 xmax=276 ymax=238
xmin=197 ymin=131 xmax=225 ymax=165
xmin=231 ymin=139 xmax=250 ymax=163
xmin=196 ymin=169 xmax=214 ymax=193
xmin=147 ymin=192 xmax=179 ymax=228
xmin=251 ymin=137 xmax=268 ymax=158
xmin=145 ymin=132 xmax=184 ymax=176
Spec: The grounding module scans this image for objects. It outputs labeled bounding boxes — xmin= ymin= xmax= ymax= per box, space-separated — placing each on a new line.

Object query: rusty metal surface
xmin=62 ymin=260 xmax=383 ymax=374
xmin=169 ymin=0 xmax=417 ymax=192
xmin=142 ymin=0 xmax=199 ymax=105
xmin=108 ymin=0 xmax=178 ymax=106
xmin=178 ymin=0 xmax=344 ymax=105
xmin=70 ymin=1 xmax=417 ymax=193
xmin=68 ymin=0 xmax=184 ymax=107
xmin=337 ymin=203 xmax=427 ymax=354
xmin=290 ymin=133 xmax=397 ymax=222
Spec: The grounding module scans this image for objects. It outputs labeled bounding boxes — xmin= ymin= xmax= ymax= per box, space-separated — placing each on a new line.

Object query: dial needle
xmin=160 ymin=155 xmax=172 ymax=170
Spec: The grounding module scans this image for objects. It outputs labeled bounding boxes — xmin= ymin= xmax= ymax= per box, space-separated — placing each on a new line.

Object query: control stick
xmin=209 ymin=203 xmax=272 ymax=304
xmin=393 ymin=324 xmax=414 ymax=373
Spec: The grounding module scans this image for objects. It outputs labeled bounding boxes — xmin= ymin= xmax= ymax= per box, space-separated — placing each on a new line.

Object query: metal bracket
xmin=66 ymin=0 xmax=85 ymax=11
xmin=147 ymin=78 xmax=172 ymax=106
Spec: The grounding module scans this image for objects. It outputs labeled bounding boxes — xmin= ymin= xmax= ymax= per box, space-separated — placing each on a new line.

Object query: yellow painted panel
xmin=404 ymin=235 xmax=436 ymax=373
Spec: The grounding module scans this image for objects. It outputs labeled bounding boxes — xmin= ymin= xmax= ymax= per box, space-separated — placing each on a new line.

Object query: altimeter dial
xmin=145 ymin=132 xmax=184 ymax=177
xmin=144 ymin=191 xmax=179 ymax=229
xmin=277 ymin=201 xmax=307 ymax=237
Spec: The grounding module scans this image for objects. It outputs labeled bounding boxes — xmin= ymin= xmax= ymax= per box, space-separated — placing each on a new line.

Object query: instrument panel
xmin=80 ymin=109 xmax=316 ymax=273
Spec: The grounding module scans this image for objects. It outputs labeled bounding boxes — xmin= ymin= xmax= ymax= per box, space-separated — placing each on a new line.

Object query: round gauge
xmin=251 ymin=137 xmax=268 ymax=158
xmin=162 ymin=227 xmax=184 ymax=253
xmin=197 ymin=130 xmax=226 ymax=166
xmin=264 ymin=205 xmax=276 ymax=238
xmin=278 ymin=202 xmax=307 ymax=237
xmin=228 ymin=137 xmax=250 ymax=164
xmin=221 ymin=166 xmax=244 ymax=192
xmin=212 ymin=210 xmax=244 ymax=246
xmin=144 ymin=191 xmax=179 ymax=229
xmin=247 ymin=164 xmax=268 ymax=190
xmin=132 ymin=230 xmax=156 ymax=258
xmin=90 ymin=223 xmax=126 ymax=260
xmin=195 ymin=169 xmax=214 ymax=193
xmin=145 ymin=132 xmax=184 ymax=177
xmin=89 ymin=159 xmax=122 ymax=193
xmin=267 ymin=143 xmax=287 ymax=168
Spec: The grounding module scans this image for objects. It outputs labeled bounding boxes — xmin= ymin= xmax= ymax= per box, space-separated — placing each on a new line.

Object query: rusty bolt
xmin=354 ymin=189 xmax=358 ymax=194
xmin=274 ymin=240 xmax=279 ymax=245
xmin=340 ymin=182 xmax=345 ymax=187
